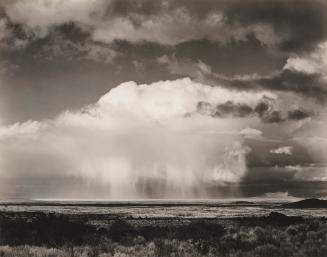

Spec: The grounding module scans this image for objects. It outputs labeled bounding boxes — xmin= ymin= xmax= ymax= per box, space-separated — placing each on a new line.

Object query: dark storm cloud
xmin=103 ymin=0 xmax=327 ymax=53
xmin=252 ymin=96 xmax=312 ymax=123
xmin=218 ymin=70 xmax=327 ymax=100
xmin=171 ymin=0 xmax=327 ymax=52
xmin=1 ymin=0 xmax=326 ymax=50
xmin=250 ymin=71 xmax=327 ymax=100
xmin=217 ymin=102 xmax=253 ymax=118
xmin=238 ymin=180 xmax=327 ymax=198
xmin=196 ymin=97 xmax=312 ymax=123
xmin=287 ymin=109 xmax=311 ymax=120
xmin=160 ymin=54 xmax=327 ymax=101
xmin=196 ymin=101 xmax=254 ymax=119
xmin=1 ymin=0 xmax=326 ymax=68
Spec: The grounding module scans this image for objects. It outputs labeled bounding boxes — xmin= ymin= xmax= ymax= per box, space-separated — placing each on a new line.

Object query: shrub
xmin=253 ymin=244 xmax=280 ymax=257
xmin=286 ymin=225 xmax=298 ymax=236
xmin=154 ymin=239 xmax=175 ymax=257
xmin=177 ymin=221 xmax=225 ymax=240
xmin=0 ymin=214 xmax=97 ymax=247
xmin=108 ymin=220 xmax=135 ymax=242
xmin=253 ymin=226 xmax=265 ymax=242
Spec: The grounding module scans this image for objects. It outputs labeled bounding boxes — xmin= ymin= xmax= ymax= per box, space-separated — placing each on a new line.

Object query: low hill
xmin=282 ymin=198 xmax=327 ymax=209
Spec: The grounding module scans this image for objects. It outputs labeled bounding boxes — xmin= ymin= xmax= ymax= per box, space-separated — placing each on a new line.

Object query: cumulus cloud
xmin=270 ymin=146 xmax=293 ymax=155
xmin=93 ymin=78 xmax=280 ymax=124
xmin=284 ymin=57 xmax=321 ymax=75
xmin=284 ymin=42 xmax=327 ymax=79
xmin=239 ymin=128 xmax=263 ymax=138
xmin=222 ymin=0 xmax=327 ymax=53
xmin=1 ymin=78 xmax=325 ymax=198
xmin=0 ymin=120 xmax=44 ymax=139
xmin=0 ymin=78 xmax=258 ymax=198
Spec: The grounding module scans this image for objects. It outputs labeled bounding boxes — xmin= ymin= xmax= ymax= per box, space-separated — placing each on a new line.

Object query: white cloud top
xmin=270 ymin=146 xmax=293 ymax=155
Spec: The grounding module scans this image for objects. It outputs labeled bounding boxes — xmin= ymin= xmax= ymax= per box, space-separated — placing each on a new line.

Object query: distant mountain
xmin=282 ymin=198 xmax=327 ymax=209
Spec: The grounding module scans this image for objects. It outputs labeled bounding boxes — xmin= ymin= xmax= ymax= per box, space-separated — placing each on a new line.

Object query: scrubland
xmin=0 ymin=212 xmax=326 ymax=257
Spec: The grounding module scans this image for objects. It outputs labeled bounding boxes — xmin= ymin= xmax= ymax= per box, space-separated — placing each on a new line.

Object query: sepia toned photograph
xmin=0 ymin=0 xmax=327 ymax=256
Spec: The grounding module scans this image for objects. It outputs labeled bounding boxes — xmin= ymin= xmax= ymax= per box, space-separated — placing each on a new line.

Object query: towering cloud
xmin=1 ymin=78 xmax=326 ymax=198
xmin=1 ymin=78 xmax=260 ymax=198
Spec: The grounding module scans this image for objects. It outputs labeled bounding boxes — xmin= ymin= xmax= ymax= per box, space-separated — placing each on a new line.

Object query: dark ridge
xmin=234 ymin=212 xmax=304 ymax=226
xmin=232 ymin=201 xmax=254 ymax=204
xmin=282 ymin=198 xmax=327 ymax=209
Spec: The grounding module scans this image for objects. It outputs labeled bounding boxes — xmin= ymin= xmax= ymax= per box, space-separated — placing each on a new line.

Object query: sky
xmin=0 ymin=0 xmax=327 ymax=199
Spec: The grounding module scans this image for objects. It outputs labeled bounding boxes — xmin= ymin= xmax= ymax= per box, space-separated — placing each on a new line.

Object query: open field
xmin=0 ymin=200 xmax=327 ymax=257
xmin=1 ymin=199 xmax=327 ymax=219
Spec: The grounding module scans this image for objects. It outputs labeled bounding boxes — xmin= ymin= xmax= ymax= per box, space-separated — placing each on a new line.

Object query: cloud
xmin=91 ymin=10 xmax=264 ymax=46
xmin=284 ymin=57 xmax=321 ymax=75
xmin=158 ymin=55 xmax=327 ymax=101
xmin=221 ymin=0 xmax=327 ymax=53
xmin=285 ymin=165 xmax=302 ymax=171
xmin=1 ymin=78 xmax=325 ymax=198
xmin=195 ymin=96 xmax=312 ymax=123
xmin=291 ymin=113 xmax=327 ymax=165
xmin=0 ymin=17 xmax=28 ymax=50
xmin=292 ymin=165 xmax=327 ymax=182
xmin=2 ymin=1 xmax=256 ymax=46
xmin=284 ymin=42 xmax=327 ymax=79
xmin=0 ymin=18 xmax=10 ymax=41
xmin=157 ymin=55 xmax=210 ymax=80
xmin=0 ymin=2 xmax=239 ymax=45
xmin=96 ymin=78 xmax=276 ymax=121
xmin=35 ymin=35 xmax=118 ymax=63
xmin=287 ymin=109 xmax=311 ymax=120
xmin=238 ymin=70 xmax=327 ymax=101
xmin=2 ymin=0 xmax=326 ymax=52
xmin=0 ymin=78 xmax=258 ymax=198
xmin=3 ymin=0 xmax=107 ymax=38
xmin=270 ymin=146 xmax=293 ymax=155
xmin=0 ymin=120 xmax=44 ymax=139
xmin=239 ymin=128 xmax=263 ymax=137
xmin=263 ymin=191 xmax=295 ymax=199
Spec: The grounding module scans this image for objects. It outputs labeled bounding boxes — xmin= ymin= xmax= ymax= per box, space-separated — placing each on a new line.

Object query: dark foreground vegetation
xmin=0 ymin=212 xmax=327 ymax=257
